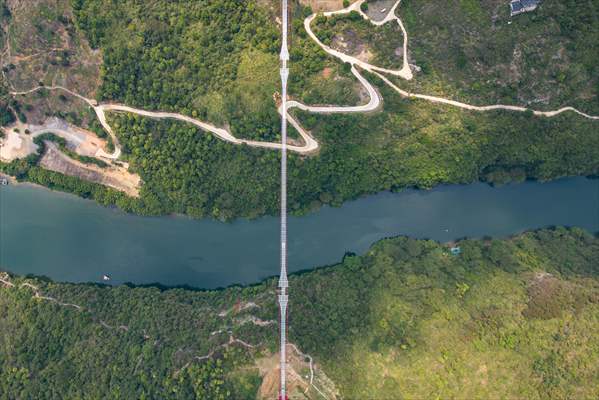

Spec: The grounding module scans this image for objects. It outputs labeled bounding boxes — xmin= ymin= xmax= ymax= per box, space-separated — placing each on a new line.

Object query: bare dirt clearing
xmin=364 ymin=0 xmax=398 ymax=22
xmin=40 ymin=142 xmax=140 ymax=196
xmin=2 ymin=0 xmax=101 ymax=122
xmin=1 ymin=117 xmax=113 ymax=161
xmin=0 ymin=122 xmax=37 ymax=160
xmin=331 ymin=30 xmax=374 ymax=63
xmin=0 ymin=117 xmax=140 ymax=195
xmin=299 ymin=0 xmax=349 ymax=12
xmin=256 ymin=346 xmax=339 ymax=400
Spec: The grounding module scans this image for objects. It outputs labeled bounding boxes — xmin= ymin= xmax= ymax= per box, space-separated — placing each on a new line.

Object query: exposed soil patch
xmin=331 ymin=30 xmax=373 ymax=63
xmin=256 ymin=351 xmax=314 ymax=399
xmin=256 ymin=345 xmax=339 ymax=400
xmin=1 ymin=117 xmax=114 ymax=161
xmin=40 ymin=142 xmax=140 ymax=196
xmin=522 ymin=272 xmax=584 ymax=320
xmin=299 ymin=0 xmax=348 ymax=12
xmin=2 ymin=0 xmax=101 ymax=122
xmin=0 ymin=123 xmax=38 ymax=160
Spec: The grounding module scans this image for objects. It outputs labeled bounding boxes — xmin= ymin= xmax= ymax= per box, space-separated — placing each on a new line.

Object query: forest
xmin=398 ymin=0 xmax=599 ymax=114
xmin=1 ymin=0 xmax=598 ymax=219
xmin=1 ymin=227 xmax=598 ymax=399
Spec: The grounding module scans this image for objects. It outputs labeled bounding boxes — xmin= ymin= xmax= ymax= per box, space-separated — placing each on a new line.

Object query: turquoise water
xmin=1 ymin=177 xmax=597 ymax=288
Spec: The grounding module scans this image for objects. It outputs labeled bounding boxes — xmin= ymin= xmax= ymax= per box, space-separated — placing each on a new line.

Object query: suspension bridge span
xmin=278 ymin=0 xmax=290 ymax=398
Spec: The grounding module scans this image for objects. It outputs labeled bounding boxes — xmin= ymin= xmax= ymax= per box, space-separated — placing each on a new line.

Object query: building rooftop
xmin=510 ymin=0 xmax=541 ymax=16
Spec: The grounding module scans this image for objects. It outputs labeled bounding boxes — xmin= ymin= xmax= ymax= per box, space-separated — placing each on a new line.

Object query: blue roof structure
xmin=510 ymin=0 xmax=540 ymax=16
xmin=450 ymin=246 xmax=462 ymax=256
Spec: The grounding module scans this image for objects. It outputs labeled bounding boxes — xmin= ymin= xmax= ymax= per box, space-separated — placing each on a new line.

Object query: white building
xmin=510 ymin=0 xmax=541 ymax=16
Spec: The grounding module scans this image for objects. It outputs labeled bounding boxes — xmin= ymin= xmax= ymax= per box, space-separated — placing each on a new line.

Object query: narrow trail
xmin=172 ymin=333 xmax=259 ymax=378
xmin=7 ymin=0 xmax=598 ymax=160
xmin=372 ymin=70 xmax=599 ymax=120
xmin=0 ymin=274 xmax=84 ymax=310
xmin=1 ymin=271 xmax=266 ymax=379
xmin=304 ymin=0 xmax=598 ymax=118
xmin=11 ymin=85 xmax=94 ymax=105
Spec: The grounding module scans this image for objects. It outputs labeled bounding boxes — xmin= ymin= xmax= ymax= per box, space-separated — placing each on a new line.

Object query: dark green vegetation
xmin=400 ymin=0 xmax=599 ymax=113
xmin=1 ymin=0 xmax=598 ymax=219
xmin=0 ymin=98 xmax=15 ymax=127
xmin=111 ymin=115 xmax=280 ymax=219
xmin=1 ymin=227 xmax=598 ymax=399
xmin=108 ymin=74 xmax=599 ymax=219
xmin=0 ymin=153 xmax=141 ymax=213
xmin=33 ymin=133 xmax=108 ymax=168
xmin=0 ymin=105 xmax=14 ymax=126
xmin=71 ymin=0 xmax=282 ymax=141
xmin=0 ymin=68 xmax=16 ymax=126
xmin=0 ymin=0 xmax=9 ymax=55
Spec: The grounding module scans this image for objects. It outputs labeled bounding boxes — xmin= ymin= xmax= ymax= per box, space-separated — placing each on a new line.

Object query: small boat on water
xmin=102 ymin=275 xmax=111 ymax=281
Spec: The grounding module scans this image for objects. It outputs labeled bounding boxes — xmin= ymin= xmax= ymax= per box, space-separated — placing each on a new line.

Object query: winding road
xmin=8 ymin=0 xmax=599 ymax=160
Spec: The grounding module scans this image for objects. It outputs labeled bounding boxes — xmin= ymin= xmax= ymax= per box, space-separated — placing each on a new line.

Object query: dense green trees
xmin=0 ymin=72 xmax=15 ymax=126
xmin=400 ymin=0 xmax=599 ymax=113
xmin=0 ymin=0 xmax=9 ymax=28
xmin=0 ymin=104 xmax=14 ymax=126
xmin=1 ymin=228 xmax=598 ymax=399
xmin=33 ymin=133 xmax=109 ymax=168
xmin=71 ymin=0 xmax=282 ymax=141
xmin=94 ymin=84 xmax=599 ymax=219
xmin=71 ymin=0 xmax=598 ymax=218
xmin=2 ymin=0 xmax=598 ymax=219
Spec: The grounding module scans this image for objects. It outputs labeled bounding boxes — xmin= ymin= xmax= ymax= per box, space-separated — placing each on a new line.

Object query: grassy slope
xmin=291 ymin=227 xmax=599 ymax=399
xmin=1 ymin=227 xmax=598 ymax=399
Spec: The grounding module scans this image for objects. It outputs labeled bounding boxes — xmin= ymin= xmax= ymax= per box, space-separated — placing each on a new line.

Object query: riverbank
xmin=1 ymin=176 xmax=597 ymax=288
xmin=3 ymin=0 xmax=598 ymax=221
xmin=2 ymin=227 xmax=598 ymax=399
xmin=5 ymin=224 xmax=597 ymax=294
xmin=0 ymin=172 xmax=16 ymax=184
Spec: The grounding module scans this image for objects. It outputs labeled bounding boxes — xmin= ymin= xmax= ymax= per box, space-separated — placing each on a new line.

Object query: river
xmin=1 ymin=177 xmax=597 ymax=288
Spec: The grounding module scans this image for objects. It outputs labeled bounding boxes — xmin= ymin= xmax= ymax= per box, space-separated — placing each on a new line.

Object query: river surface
xmin=1 ymin=177 xmax=597 ymax=288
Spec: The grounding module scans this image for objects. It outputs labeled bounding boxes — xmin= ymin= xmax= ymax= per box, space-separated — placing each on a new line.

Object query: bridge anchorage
xmin=278 ymin=0 xmax=290 ymax=398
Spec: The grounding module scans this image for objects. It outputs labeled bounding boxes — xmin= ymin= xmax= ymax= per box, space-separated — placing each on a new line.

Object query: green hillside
xmin=1 ymin=227 xmax=598 ymax=399
xmin=1 ymin=0 xmax=598 ymax=219
xmin=399 ymin=0 xmax=599 ymax=114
